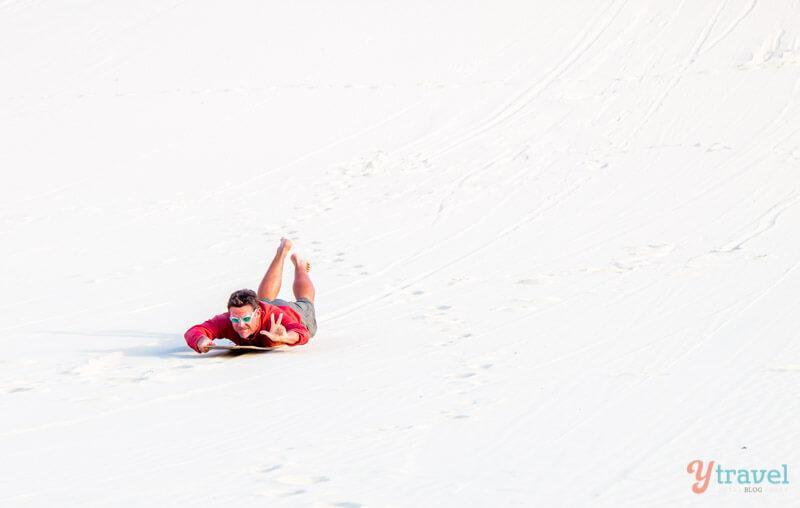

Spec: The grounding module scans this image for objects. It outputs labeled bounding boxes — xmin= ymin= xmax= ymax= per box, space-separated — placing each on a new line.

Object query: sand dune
xmin=1 ymin=1 xmax=799 ymax=506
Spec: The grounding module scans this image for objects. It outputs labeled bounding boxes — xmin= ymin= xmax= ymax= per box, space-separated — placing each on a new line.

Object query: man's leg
xmin=291 ymin=253 xmax=315 ymax=302
xmin=257 ymin=238 xmax=292 ymax=301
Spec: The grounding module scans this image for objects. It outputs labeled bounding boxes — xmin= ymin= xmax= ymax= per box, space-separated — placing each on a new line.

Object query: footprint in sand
xmin=256 ymin=464 xmax=282 ymax=474
xmin=440 ymin=410 xmax=471 ymax=420
xmin=7 ymin=386 xmax=34 ymax=394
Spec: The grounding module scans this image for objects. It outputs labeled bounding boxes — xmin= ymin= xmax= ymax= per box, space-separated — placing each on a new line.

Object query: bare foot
xmin=277 ymin=237 xmax=293 ymax=257
xmin=291 ymin=252 xmax=311 ymax=273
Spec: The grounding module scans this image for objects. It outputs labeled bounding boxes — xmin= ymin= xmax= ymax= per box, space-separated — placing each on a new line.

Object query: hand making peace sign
xmin=259 ymin=312 xmax=297 ymax=345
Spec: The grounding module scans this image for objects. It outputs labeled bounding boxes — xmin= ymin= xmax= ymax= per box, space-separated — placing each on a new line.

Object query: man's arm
xmin=184 ymin=314 xmax=230 ymax=353
xmin=258 ymin=311 xmax=310 ymax=347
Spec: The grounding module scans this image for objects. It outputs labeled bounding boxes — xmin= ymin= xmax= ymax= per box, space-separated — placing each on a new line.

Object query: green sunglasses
xmin=229 ymin=310 xmax=257 ymax=325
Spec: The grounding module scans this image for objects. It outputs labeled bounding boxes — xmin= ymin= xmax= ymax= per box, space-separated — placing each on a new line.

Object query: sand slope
xmin=1 ymin=1 xmax=799 ymax=506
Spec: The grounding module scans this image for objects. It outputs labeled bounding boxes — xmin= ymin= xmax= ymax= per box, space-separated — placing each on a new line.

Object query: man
xmin=184 ymin=238 xmax=317 ymax=353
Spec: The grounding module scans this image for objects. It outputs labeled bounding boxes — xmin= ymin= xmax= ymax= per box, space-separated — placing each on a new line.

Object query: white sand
xmin=1 ymin=1 xmax=799 ymax=506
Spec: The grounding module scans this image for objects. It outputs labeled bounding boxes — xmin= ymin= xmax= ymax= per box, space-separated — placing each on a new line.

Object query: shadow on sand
xmin=52 ymin=329 xmax=287 ymax=359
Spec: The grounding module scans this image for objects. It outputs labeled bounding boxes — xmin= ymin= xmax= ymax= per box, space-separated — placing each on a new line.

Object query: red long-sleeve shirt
xmin=184 ymin=301 xmax=310 ymax=352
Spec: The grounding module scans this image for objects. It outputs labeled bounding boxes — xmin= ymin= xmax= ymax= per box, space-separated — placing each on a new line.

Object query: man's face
xmin=229 ymin=305 xmax=260 ymax=338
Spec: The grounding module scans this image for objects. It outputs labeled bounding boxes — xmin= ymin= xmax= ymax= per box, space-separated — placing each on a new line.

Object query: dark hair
xmin=227 ymin=289 xmax=260 ymax=310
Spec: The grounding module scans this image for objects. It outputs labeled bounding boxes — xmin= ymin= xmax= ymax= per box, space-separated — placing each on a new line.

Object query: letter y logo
xmin=687 ymin=459 xmax=715 ymax=494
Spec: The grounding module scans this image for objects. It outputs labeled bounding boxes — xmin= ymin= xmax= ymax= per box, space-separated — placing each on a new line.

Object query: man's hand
xmin=259 ymin=313 xmax=299 ymax=345
xmin=196 ymin=337 xmax=214 ymax=353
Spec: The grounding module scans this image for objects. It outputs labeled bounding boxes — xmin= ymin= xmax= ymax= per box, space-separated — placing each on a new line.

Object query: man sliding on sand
xmin=184 ymin=238 xmax=317 ymax=353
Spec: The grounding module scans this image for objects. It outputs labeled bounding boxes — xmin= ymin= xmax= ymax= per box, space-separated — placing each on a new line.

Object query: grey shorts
xmin=260 ymin=297 xmax=317 ymax=337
